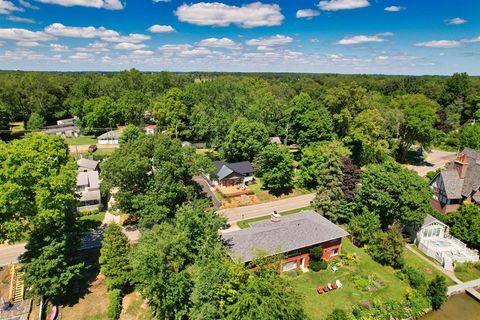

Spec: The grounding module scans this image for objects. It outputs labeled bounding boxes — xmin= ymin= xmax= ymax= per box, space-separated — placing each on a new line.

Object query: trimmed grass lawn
xmin=237 ymin=206 xmax=314 ymax=229
xmin=404 ymin=245 xmax=455 ymax=285
xmin=65 ymin=135 xmax=98 ymax=145
xmin=290 ymin=238 xmax=408 ymax=319
xmin=454 ymin=262 xmax=480 ymax=282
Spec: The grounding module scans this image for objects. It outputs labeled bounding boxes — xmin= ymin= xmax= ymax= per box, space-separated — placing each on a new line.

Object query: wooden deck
xmin=216 ymin=185 xmax=253 ymax=198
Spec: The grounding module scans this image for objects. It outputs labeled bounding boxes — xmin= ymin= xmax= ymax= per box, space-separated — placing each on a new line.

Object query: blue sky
xmin=0 ymin=0 xmax=479 ymax=74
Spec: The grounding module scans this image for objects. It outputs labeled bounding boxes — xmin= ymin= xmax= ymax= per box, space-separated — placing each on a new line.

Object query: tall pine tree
xmin=312 ymin=142 xmax=344 ymax=222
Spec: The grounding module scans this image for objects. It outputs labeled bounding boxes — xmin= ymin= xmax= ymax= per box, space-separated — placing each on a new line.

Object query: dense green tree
xmin=129 ymin=223 xmax=193 ymax=318
xmin=220 ymin=116 xmax=269 ymax=162
xmin=427 ymin=275 xmax=448 ymax=310
xmin=287 ymin=92 xmax=335 ymax=148
xmin=460 ymin=123 xmax=480 ymax=150
xmin=27 ymin=112 xmax=45 ymax=130
xmin=354 ymin=161 xmax=432 ymax=228
xmin=367 ymin=224 xmax=405 ymax=268
xmin=441 ymin=72 xmax=472 ymax=108
xmin=153 ymin=87 xmax=189 ymax=138
xmin=393 ymin=94 xmax=439 ymax=163
xmin=312 ymin=142 xmax=345 ymax=222
xmin=0 ymin=102 xmax=11 ymax=132
xmin=118 ymin=124 xmax=144 ymax=145
xmin=253 ymin=145 xmax=294 ymax=192
xmin=226 ymin=267 xmax=307 ymax=320
xmin=348 ymin=211 xmax=381 ymax=246
xmin=447 ymin=203 xmax=480 ymax=249
xmin=297 ymin=140 xmax=350 ymax=189
xmin=345 ymin=109 xmax=390 ymax=165
xmin=117 ymin=90 xmax=149 ymax=125
xmin=100 ymin=224 xmax=131 ymax=291
xmin=81 ymin=96 xmax=119 ymax=133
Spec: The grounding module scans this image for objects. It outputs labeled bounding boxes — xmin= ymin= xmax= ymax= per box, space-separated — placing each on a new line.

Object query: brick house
xmin=430 ymin=148 xmax=480 ymax=213
xmin=210 ymin=161 xmax=255 ymax=187
xmin=222 ymin=211 xmax=349 ymax=272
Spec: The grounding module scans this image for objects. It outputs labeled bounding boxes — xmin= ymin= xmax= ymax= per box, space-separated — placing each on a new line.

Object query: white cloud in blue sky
xmin=0 ymin=0 xmax=478 ymax=74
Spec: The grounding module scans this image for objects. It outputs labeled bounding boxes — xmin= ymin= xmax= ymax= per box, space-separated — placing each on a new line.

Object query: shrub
xmin=353 ymin=275 xmax=372 ymax=292
xmin=329 ymin=308 xmax=350 ymax=320
xmin=309 ymin=246 xmax=323 ymax=262
xmin=107 ymin=289 xmax=122 ymax=320
xmin=402 ymin=266 xmax=427 ymax=292
xmin=318 ymin=260 xmax=328 ymax=270
xmin=310 ymin=261 xmax=322 ymax=272
xmin=79 ymin=209 xmax=92 ymax=217
xmin=427 ymin=275 xmax=448 ymax=310
xmin=286 ymin=269 xmax=302 ymax=278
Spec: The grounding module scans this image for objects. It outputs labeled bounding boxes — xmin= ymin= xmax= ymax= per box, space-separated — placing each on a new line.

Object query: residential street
xmin=0 ymin=243 xmax=26 ymax=267
xmin=218 ymin=193 xmax=315 ymax=223
xmin=407 ymin=149 xmax=457 ymax=177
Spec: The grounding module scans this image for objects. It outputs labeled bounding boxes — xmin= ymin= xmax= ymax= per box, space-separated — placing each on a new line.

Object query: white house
xmin=77 ymin=171 xmax=101 ymax=212
xmin=413 ymin=214 xmax=479 ymax=271
xmin=97 ymin=130 xmax=121 ymax=145
xmin=144 ymin=124 xmax=157 ymax=135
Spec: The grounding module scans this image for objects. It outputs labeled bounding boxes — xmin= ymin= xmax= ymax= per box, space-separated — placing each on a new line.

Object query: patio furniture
xmin=316 ymin=287 xmax=324 ymax=294
xmin=327 ymin=283 xmax=333 ymax=290
xmin=331 ymin=265 xmax=338 ymax=272
xmin=323 ymin=287 xmax=329 ymax=293
xmin=335 ymin=280 xmax=343 ymax=288
xmin=331 ymin=283 xmax=338 ymax=289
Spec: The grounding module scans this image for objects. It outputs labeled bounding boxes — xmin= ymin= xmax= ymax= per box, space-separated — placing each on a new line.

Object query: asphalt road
xmin=407 ymin=150 xmax=457 ymax=177
xmin=0 ymin=243 xmax=26 ymax=267
xmin=218 ymin=193 xmax=315 ymax=223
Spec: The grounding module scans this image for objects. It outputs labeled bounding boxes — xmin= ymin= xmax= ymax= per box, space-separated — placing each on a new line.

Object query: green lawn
xmin=454 ymin=262 xmax=480 ymax=282
xmin=9 ymin=121 xmax=24 ymax=133
xmin=290 ymin=238 xmax=408 ymax=319
xmin=65 ymin=135 xmax=98 ymax=145
xmin=404 ymin=245 xmax=455 ymax=285
xmin=247 ymin=178 xmax=263 ymax=195
xmin=237 ymin=206 xmax=314 ymax=229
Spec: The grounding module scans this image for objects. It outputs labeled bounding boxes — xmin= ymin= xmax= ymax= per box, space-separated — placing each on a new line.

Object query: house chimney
xmin=454 ymin=153 xmax=468 ymax=179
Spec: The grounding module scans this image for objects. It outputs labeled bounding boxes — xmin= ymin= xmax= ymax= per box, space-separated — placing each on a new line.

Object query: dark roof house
xmin=212 ymin=161 xmax=255 ymax=187
xmin=431 ymin=148 xmax=480 ymax=213
xmin=222 ymin=211 xmax=349 ymax=267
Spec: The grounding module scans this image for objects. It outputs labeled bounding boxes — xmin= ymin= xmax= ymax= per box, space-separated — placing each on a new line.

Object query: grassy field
xmin=404 ymin=245 xmax=455 ymax=285
xmin=454 ymin=262 xmax=480 ymax=282
xmin=290 ymin=238 xmax=408 ymax=318
xmin=65 ymin=135 xmax=97 ymax=145
xmin=237 ymin=206 xmax=314 ymax=229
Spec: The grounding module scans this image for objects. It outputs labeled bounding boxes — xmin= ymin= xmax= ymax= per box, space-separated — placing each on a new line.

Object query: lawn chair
xmin=323 ymin=287 xmax=329 ymax=293
xmin=331 ymin=283 xmax=338 ymax=289
xmin=331 ymin=265 xmax=338 ymax=272
xmin=335 ymin=280 xmax=343 ymax=288
xmin=316 ymin=287 xmax=324 ymax=294
xmin=327 ymin=283 xmax=333 ymax=290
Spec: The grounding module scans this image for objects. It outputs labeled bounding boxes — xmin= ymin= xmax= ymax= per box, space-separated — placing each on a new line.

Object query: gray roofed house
xmin=97 ymin=129 xmax=122 ymax=145
xmin=210 ymin=161 xmax=255 ymax=187
xmin=76 ymin=171 xmax=101 ymax=212
xmin=77 ymin=158 xmax=100 ymax=172
xmin=430 ymin=148 xmax=480 ymax=213
xmin=222 ymin=211 xmax=348 ymax=271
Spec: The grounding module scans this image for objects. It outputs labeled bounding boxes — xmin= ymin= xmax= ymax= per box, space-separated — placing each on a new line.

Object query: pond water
xmin=421 ymin=293 xmax=480 ymax=320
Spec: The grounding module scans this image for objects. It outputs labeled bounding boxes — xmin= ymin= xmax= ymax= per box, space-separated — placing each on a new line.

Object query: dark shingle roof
xmin=222 ymin=211 xmax=349 ymax=263
xmin=214 ymin=161 xmax=254 ymax=180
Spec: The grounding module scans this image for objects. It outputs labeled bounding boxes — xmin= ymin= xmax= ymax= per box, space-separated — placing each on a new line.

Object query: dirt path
xmin=69 ymin=144 xmax=119 ymax=153
xmin=407 ymin=149 xmax=457 ymax=177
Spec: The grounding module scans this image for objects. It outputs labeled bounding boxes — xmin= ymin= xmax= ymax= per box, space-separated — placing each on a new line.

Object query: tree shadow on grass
xmin=268 ymin=187 xmax=294 ymax=197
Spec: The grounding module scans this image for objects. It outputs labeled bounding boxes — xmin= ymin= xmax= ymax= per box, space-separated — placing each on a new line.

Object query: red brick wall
xmin=321 ymin=238 xmax=342 ymax=260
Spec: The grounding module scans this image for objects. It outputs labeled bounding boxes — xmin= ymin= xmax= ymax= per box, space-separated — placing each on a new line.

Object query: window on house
xmin=330 ymin=248 xmax=339 ymax=256
xmin=282 ymin=261 xmax=297 ymax=272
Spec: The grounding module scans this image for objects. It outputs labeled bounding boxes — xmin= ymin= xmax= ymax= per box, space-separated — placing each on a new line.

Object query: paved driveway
xmin=219 ymin=193 xmax=315 ymax=223
xmin=0 ymin=243 xmax=26 ymax=266
xmin=407 ymin=150 xmax=457 ymax=177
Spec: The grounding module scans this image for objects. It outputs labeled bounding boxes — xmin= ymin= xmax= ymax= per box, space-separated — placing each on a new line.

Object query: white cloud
xmin=153 ymin=0 xmax=170 ymax=2
xmin=296 ymin=9 xmax=320 ymax=19
xmin=0 ymin=28 xmax=54 ymax=41
xmin=384 ymin=6 xmax=405 ymax=12
xmin=318 ymin=0 xmax=369 ymax=11
xmin=175 ymin=2 xmax=284 ymax=28
xmin=158 ymin=44 xmax=192 ymax=52
xmin=246 ymin=34 xmax=293 ymax=49
xmin=6 ymin=16 xmax=35 ymax=23
xmin=16 ymin=40 xmax=39 ymax=47
xmin=75 ymin=41 xmax=110 ymax=53
xmin=19 ymin=0 xmax=39 ymax=9
xmin=337 ymin=32 xmax=393 ymax=45
xmin=445 ymin=17 xmax=467 ymax=25
xmin=148 ymin=24 xmax=175 ymax=33
xmin=114 ymin=42 xmax=146 ymax=50
xmin=132 ymin=49 xmax=154 ymax=56
xmin=0 ymin=0 xmax=23 ymax=14
xmin=415 ymin=40 xmax=462 ymax=48
xmin=50 ymin=43 xmax=69 ymax=51
xmin=44 ymin=23 xmax=150 ymax=43
xmin=197 ymin=37 xmax=240 ymax=49
xmin=179 ymin=47 xmax=213 ymax=57
xmin=68 ymin=52 xmax=94 ymax=61
xmin=34 ymin=0 xmax=124 ymax=10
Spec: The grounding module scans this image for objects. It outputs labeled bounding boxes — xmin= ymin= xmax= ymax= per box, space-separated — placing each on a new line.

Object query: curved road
xmin=219 ymin=193 xmax=315 ymax=223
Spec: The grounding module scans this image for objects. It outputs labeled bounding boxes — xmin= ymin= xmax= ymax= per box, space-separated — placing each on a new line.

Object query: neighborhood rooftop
xmin=77 ymin=158 xmax=100 ymax=171
xmin=222 ymin=211 xmax=349 ymax=263
xmin=214 ymin=161 xmax=254 ymax=180
xmin=77 ymin=171 xmax=99 ymax=189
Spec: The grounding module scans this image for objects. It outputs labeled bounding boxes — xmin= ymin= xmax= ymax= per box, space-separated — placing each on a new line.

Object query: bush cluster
xmin=107 ymin=289 xmax=122 ymax=320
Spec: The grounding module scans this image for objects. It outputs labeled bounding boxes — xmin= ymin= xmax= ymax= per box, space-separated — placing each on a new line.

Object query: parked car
xmin=88 ymin=144 xmax=97 ymax=153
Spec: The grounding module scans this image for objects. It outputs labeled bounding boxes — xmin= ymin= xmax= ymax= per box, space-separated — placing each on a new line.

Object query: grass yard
xmin=454 ymin=262 xmax=480 ymax=282
xmin=290 ymin=238 xmax=408 ymax=319
xmin=65 ymin=135 xmax=98 ymax=145
xmin=9 ymin=121 xmax=25 ymax=133
xmin=404 ymin=245 xmax=455 ymax=285
xmin=237 ymin=206 xmax=314 ymax=229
